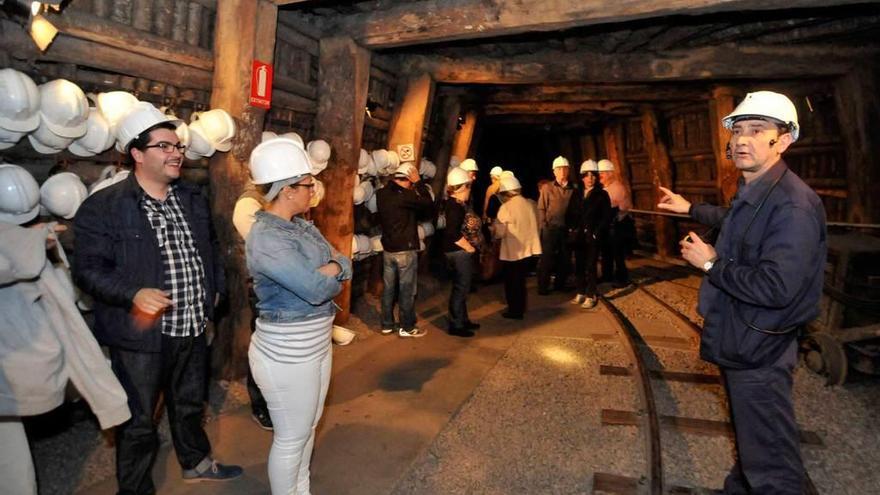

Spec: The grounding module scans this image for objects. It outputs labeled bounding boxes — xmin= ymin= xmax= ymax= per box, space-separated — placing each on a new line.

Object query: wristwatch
xmin=702 ymin=259 xmax=716 ymax=273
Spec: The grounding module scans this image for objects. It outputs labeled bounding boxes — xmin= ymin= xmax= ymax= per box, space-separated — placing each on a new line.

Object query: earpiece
xmin=725 ymin=143 xmax=732 ymax=159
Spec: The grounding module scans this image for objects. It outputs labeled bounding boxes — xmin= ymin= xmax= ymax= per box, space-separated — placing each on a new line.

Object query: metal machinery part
xmin=802 ymin=331 xmax=848 ymax=386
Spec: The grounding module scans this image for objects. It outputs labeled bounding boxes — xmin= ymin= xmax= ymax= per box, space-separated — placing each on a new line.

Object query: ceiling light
xmin=29 ymin=14 xmax=58 ymax=52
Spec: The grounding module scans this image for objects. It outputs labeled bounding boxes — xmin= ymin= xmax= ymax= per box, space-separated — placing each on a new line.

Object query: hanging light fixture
xmin=29 ymin=13 xmax=58 ymax=52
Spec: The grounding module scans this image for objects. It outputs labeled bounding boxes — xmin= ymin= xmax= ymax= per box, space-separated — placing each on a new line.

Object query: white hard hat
xmin=40 ymin=172 xmax=88 ymax=219
xmin=387 ymin=150 xmax=401 ymax=169
xmin=0 ymin=68 xmax=40 ymax=132
xmin=393 ymin=162 xmax=418 ymax=179
xmin=38 ymin=79 xmax=89 ymax=138
xmin=459 ymin=158 xmax=478 ymax=172
xmin=552 ymin=156 xmax=570 ymax=169
xmin=597 ymin=159 xmax=615 ymax=172
xmin=115 ymin=101 xmax=182 ymax=153
xmin=447 ymin=166 xmax=471 ymax=187
xmin=580 ymin=159 xmax=598 ymax=174
xmin=96 ymin=91 xmax=139 ymax=136
xmin=332 ymin=325 xmax=356 ymax=346
xmin=89 ymin=169 xmax=130 ymax=196
xmin=358 ymin=149 xmax=370 ymax=175
xmin=499 ymin=175 xmax=522 ymax=192
xmin=366 ymin=191 xmax=378 ymax=213
xmin=371 ymin=149 xmax=390 ymax=172
xmin=261 ymin=131 xmax=278 ymax=142
xmin=489 ymin=166 xmax=503 ymax=178
xmin=307 ymin=139 xmax=331 ymax=174
xmin=185 ymin=119 xmax=216 ymax=159
xmin=249 ymin=137 xmax=311 ymax=184
xmin=0 ymin=163 xmax=41 ymax=224
xmin=309 ymin=178 xmax=324 ymax=208
xmin=279 ymin=132 xmax=304 ymax=148
xmin=500 ymin=170 xmax=515 ymax=180
xmin=722 ymin=90 xmax=800 ymax=142
xmin=69 ymin=108 xmax=114 ymax=157
xmin=191 ymin=109 xmax=236 ymax=152
xmin=0 ymin=127 xmax=26 ymax=150
xmin=29 ymin=114 xmax=74 ymax=154
xmin=175 ymin=121 xmax=191 ymax=149
xmin=353 ymin=182 xmax=367 ymax=205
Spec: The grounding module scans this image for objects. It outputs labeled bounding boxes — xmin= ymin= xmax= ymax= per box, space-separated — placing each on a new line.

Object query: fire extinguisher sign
xmin=249 ymin=60 xmax=273 ymax=109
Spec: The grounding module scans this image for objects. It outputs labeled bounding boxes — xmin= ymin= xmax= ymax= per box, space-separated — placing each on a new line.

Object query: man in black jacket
xmin=74 ymin=103 xmax=240 ymax=494
xmin=376 ymin=162 xmax=435 ymax=337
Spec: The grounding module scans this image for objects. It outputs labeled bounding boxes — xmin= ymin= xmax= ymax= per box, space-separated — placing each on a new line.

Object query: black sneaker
xmin=251 ymin=409 xmax=273 ymax=430
xmin=182 ymin=460 xmax=243 ymax=483
xmin=464 ymin=321 xmax=481 ymax=330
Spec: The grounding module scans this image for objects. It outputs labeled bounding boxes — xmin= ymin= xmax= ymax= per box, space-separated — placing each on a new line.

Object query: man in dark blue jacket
xmin=74 ymin=103 xmax=240 ymax=494
xmin=658 ymin=91 xmax=826 ymax=495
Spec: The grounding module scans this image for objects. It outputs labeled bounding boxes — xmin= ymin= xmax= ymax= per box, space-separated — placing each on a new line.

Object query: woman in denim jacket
xmin=245 ymin=138 xmax=352 ymax=495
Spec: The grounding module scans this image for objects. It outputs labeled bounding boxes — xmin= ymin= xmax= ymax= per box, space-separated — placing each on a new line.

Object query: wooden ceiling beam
xmin=480 ymin=84 xmax=709 ymax=103
xmin=403 ymin=44 xmax=873 ymax=84
xmin=483 ymin=101 xmax=638 ymax=115
xmin=337 ymin=0 xmax=878 ymax=48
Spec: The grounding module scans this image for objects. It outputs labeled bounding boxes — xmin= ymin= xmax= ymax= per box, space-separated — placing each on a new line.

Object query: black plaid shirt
xmin=140 ymin=186 xmax=207 ymax=337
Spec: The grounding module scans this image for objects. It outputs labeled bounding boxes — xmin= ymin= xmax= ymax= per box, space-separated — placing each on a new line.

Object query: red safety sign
xmin=249 ymin=60 xmax=273 ymax=109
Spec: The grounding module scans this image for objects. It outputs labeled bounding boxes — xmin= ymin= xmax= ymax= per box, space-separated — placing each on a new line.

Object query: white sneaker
xmin=398 ymin=327 xmax=427 ymax=338
xmin=571 ymin=294 xmax=586 ymax=305
xmin=381 ymin=327 xmax=395 ymax=335
xmin=581 ymin=297 xmax=598 ymax=309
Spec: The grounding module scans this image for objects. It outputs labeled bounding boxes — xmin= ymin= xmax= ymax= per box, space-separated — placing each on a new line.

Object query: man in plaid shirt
xmin=74 ymin=103 xmax=241 ymax=493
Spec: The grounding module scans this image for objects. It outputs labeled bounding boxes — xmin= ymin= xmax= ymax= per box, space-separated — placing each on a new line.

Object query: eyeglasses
xmin=143 ymin=142 xmax=187 ymax=154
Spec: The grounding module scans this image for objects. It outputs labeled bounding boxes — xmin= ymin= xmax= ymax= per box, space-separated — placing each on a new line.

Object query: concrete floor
xmin=78 ymin=272 xmax=676 ymax=495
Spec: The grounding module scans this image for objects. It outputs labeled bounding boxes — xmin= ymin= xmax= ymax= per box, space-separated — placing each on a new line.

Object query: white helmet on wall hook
xmin=185 ymin=119 xmax=216 ymax=159
xmin=0 ymin=68 xmax=40 ymax=132
xmin=0 ymin=127 xmax=26 ymax=150
xmin=28 ymin=114 xmax=74 ymax=154
xmin=597 ymin=159 xmax=615 ymax=172
xmin=69 ymin=108 xmax=115 ymax=157
xmin=191 ymin=109 xmax=236 ymax=152
xmin=115 ymin=101 xmax=182 ymax=153
xmin=96 ymin=91 xmax=139 ymax=136
xmin=722 ymin=90 xmax=800 ymax=142
xmin=40 ymin=172 xmax=88 ymax=219
xmin=38 ymin=79 xmax=89 ymax=138
xmin=358 ymin=149 xmax=370 ymax=175
xmin=307 ymin=139 xmax=331 ymax=175
xmin=0 ymin=163 xmax=41 ymax=224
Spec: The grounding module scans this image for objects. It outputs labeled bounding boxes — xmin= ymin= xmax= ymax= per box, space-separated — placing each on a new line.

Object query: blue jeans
xmin=381 ymin=250 xmax=418 ymax=331
xmin=445 ymin=250 xmax=474 ymax=329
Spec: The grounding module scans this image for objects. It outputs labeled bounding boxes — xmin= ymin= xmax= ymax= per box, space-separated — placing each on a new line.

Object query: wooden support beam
xmin=451 ymin=109 xmax=478 ymax=162
xmin=428 ymin=96 xmax=462 ymax=194
xmin=579 ymin=134 xmax=599 ymax=161
xmin=0 ymin=19 xmax=212 ymax=90
xmin=709 ymin=86 xmax=739 ymax=205
xmin=641 ymin=106 xmax=677 ymax=257
xmin=402 ymin=44 xmax=872 ymax=84
xmin=336 ymin=0 xmax=876 ymax=49
xmin=835 ymin=63 xmax=880 ymax=224
xmin=603 ymin=122 xmax=630 ymax=187
xmin=311 ymin=37 xmax=371 ymax=323
xmin=483 ymin=101 xmax=638 ymax=116
xmin=208 ymin=0 xmax=278 ymax=379
xmin=387 ymin=73 xmax=435 ymax=166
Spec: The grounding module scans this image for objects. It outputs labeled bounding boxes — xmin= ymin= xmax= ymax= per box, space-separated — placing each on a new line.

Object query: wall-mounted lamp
xmin=365 ymin=98 xmax=381 ymax=119
xmin=29 ymin=14 xmax=58 ymax=52
xmin=456 ymin=113 xmax=466 ymax=130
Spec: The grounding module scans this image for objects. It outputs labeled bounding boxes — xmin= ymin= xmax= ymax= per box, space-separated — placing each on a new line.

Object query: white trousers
xmin=249 ymin=333 xmax=332 ymax=495
xmin=0 ymin=417 xmax=36 ymax=495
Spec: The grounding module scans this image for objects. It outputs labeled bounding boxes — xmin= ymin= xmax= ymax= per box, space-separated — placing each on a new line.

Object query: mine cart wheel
xmin=803 ymin=332 xmax=848 ymax=386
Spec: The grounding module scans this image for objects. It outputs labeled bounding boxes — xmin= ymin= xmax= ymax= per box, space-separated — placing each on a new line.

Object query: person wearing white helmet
xmin=376 ymin=162 xmax=435 ymax=337
xmin=442 ymin=167 xmax=482 ymax=337
xmin=245 ymin=137 xmax=352 ymax=495
xmin=596 ymin=158 xmax=633 ymax=287
xmin=658 ymin=90 xmax=825 ymax=495
xmin=490 ymin=175 xmax=541 ymax=319
xmin=1 ymin=164 xmax=130 ymax=495
xmin=73 ymin=102 xmax=242 ymax=489
xmin=459 ymin=157 xmax=478 ymax=181
xmin=565 ymin=160 xmax=612 ymax=309
xmin=482 ymin=165 xmax=504 ymax=223
xmin=537 ymin=155 xmax=576 ymax=294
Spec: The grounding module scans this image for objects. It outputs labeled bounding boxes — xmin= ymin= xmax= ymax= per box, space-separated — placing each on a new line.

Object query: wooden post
xmin=311 ymin=36 xmax=371 ymax=323
xmin=208 ymin=0 xmax=277 ymax=379
xmin=387 ymin=73 xmax=435 ymax=166
xmin=603 ymin=122 xmax=632 ymax=188
xmin=640 ymin=106 xmax=676 ymax=257
xmin=709 ymin=86 xmax=738 ymax=205
xmin=429 ymin=95 xmax=462 ymax=194
xmin=834 ymin=64 xmax=880 ymax=224
xmin=451 ymin=109 xmax=478 ymax=161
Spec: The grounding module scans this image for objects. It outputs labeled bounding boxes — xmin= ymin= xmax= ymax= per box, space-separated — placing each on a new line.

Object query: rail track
xmin=591 ymin=270 xmax=820 ymax=494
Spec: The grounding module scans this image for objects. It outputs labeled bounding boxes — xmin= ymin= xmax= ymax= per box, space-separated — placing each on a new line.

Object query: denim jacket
xmin=246 ymin=211 xmax=352 ymax=323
